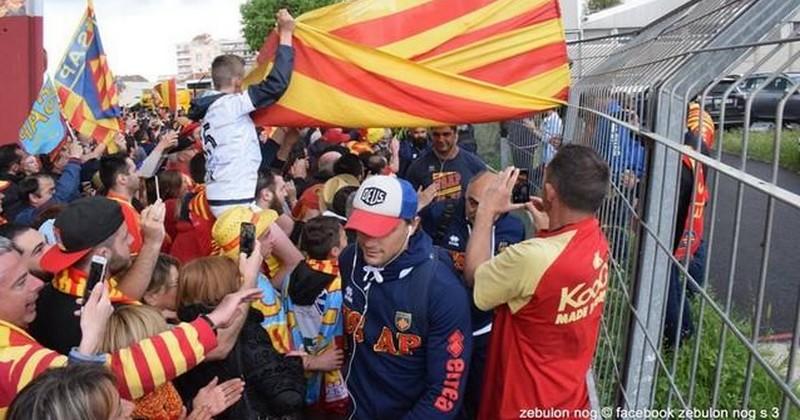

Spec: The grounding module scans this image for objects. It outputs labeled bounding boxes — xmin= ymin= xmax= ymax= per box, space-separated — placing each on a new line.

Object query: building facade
xmin=176 ymin=34 xmax=255 ymax=81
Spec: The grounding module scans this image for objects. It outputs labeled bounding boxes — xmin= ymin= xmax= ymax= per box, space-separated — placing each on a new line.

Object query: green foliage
xmin=652 ymin=295 xmax=799 ymax=416
xmin=240 ymin=0 xmax=338 ymax=52
xmin=586 ymin=0 xmax=623 ymax=14
xmin=722 ymin=129 xmax=800 ymax=174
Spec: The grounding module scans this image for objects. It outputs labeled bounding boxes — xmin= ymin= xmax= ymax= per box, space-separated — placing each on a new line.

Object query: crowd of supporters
xmin=0 ymin=9 xmax=620 ymax=420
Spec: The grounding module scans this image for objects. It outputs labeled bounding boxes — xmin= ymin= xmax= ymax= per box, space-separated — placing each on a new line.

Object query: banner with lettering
xmin=19 ymin=75 xmax=67 ymax=155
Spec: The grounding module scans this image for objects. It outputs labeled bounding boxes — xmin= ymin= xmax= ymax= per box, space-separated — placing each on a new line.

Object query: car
xmin=701 ymin=76 xmax=747 ymax=126
xmin=739 ymin=73 xmax=800 ymax=125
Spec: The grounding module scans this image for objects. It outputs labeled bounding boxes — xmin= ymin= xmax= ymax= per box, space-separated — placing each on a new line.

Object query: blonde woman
xmin=101 ymin=305 xmax=245 ymax=419
xmin=8 ymin=364 xmax=134 ymax=420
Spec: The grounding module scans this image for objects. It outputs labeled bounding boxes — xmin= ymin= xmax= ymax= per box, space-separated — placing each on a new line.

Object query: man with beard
xmin=398 ymin=127 xmax=430 ymax=178
xmin=404 ymin=126 xmax=485 ymax=252
xmin=29 ymin=196 xmax=164 ymax=354
xmin=100 ymin=153 xmax=144 ymax=254
xmin=256 ymin=171 xmax=294 ymax=235
xmin=0 ymin=224 xmax=52 ymax=282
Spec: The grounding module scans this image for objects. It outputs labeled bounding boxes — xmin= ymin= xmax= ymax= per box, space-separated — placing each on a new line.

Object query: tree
xmin=586 ymin=0 xmax=623 ymax=14
xmin=240 ymin=0 xmax=338 ymax=52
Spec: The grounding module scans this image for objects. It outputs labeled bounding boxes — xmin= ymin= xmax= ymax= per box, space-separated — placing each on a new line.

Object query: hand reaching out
xmin=191 ymin=377 xmax=245 ymax=418
xmin=206 ymin=288 xmax=263 ymax=330
xmin=417 ymin=182 xmax=440 ymax=212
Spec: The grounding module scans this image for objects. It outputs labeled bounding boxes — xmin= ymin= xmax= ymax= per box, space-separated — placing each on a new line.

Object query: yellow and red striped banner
xmin=153 ymin=78 xmax=178 ymax=112
xmin=54 ymin=0 xmax=121 ymax=151
xmin=244 ymin=0 xmax=569 ymax=128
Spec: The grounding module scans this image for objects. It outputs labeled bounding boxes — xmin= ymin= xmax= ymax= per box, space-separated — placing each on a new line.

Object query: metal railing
xmin=500 ymin=0 xmax=800 ymax=417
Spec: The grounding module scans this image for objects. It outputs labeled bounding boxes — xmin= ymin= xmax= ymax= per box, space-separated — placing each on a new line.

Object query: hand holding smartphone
xmin=83 ymin=255 xmax=108 ymax=304
xmin=512 ymin=169 xmax=530 ymax=204
xmin=240 ymin=222 xmax=256 ymax=257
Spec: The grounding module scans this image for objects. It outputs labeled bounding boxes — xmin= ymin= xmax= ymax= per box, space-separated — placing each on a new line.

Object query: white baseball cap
xmin=345 ymin=176 xmax=418 ymax=237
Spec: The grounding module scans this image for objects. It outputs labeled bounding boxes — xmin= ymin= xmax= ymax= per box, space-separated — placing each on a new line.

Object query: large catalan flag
xmin=54 ymin=0 xmax=121 ymax=150
xmin=153 ymin=78 xmax=178 ymax=112
xmin=244 ymin=0 xmax=569 ymax=128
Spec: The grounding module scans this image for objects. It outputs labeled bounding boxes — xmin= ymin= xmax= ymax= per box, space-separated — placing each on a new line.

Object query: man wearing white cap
xmin=340 ymin=175 xmax=472 ymax=419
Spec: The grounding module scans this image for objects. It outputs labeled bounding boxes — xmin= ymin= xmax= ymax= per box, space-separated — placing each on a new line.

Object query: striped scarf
xmin=53 ymin=268 xmax=139 ymax=304
xmin=286 ymin=259 xmax=348 ymax=409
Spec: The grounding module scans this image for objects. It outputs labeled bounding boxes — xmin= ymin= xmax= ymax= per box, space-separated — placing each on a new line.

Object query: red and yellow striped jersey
xmin=0 ymin=318 xmax=216 ymax=419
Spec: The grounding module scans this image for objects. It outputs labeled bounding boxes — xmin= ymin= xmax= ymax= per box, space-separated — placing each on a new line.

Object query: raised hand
xmin=77 ymin=281 xmax=114 ymax=354
xmin=192 ymin=377 xmax=245 ymax=417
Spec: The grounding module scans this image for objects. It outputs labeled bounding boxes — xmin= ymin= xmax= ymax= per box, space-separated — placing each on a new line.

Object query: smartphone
xmin=84 ymin=255 xmax=108 ymax=303
xmin=154 ymin=174 xmax=161 ymax=202
xmin=512 ymin=169 xmax=530 ymax=204
xmin=240 ymin=222 xmax=256 ymax=257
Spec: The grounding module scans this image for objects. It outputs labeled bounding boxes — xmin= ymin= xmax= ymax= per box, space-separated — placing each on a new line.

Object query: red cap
xmin=291 ymin=184 xmax=322 ymax=220
xmin=322 ymin=128 xmax=351 ymax=144
xmin=180 ymin=122 xmax=201 ymax=138
xmin=345 ymin=208 xmax=402 ymax=238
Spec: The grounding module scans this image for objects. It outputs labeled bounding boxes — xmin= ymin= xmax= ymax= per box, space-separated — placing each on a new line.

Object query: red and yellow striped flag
xmin=54 ymin=0 xmax=121 ymax=151
xmin=244 ymin=0 xmax=569 ymax=128
xmin=153 ymin=78 xmax=178 ymax=112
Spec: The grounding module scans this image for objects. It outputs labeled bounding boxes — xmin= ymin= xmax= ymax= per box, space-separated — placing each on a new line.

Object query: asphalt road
xmin=706 ymin=154 xmax=800 ymax=335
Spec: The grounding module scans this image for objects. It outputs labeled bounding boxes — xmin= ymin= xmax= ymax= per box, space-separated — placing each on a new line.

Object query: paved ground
xmin=706 ymin=154 xmax=800 ymax=335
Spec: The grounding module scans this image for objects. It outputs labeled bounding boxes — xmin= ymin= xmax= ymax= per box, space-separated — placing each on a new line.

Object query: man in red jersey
xmin=464 ymin=144 xmax=611 ymax=420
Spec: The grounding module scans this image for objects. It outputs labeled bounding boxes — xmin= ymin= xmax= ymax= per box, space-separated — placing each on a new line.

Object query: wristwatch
xmin=199 ymin=314 xmax=218 ymax=331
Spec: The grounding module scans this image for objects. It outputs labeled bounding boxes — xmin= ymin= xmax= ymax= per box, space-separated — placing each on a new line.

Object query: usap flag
xmin=19 ymin=75 xmax=67 ymax=155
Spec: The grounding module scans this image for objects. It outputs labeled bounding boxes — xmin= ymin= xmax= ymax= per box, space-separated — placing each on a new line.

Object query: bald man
xmin=430 ymin=170 xmax=523 ymax=419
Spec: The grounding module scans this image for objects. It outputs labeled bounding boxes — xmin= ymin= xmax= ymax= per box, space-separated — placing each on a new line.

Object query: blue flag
xmin=19 ymin=75 xmax=67 ymax=155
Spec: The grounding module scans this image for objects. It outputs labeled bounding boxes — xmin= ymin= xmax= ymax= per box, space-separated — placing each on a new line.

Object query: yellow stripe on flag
xmin=295 ymin=23 xmax=564 ymax=111
xmin=507 ymin=63 xmax=570 ymax=94
xmin=380 ymin=0 xmax=550 ymax=58
xmin=138 ymin=339 xmax=167 ymax=388
xmin=419 ymin=19 xmax=564 ymax=74
xmin=278 ymin=73 xmax=446 ymax=127
xmin=299 ymin=0 xmax=430 ymax=32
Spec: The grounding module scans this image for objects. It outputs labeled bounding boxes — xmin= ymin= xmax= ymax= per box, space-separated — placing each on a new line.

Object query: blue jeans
xmin=664 ymin=241 xmax=707 ymax=348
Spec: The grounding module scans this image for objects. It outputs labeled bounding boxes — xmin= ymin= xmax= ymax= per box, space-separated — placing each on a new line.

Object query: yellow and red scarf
xmin=53 ymin=268 xmax=139 ymax=304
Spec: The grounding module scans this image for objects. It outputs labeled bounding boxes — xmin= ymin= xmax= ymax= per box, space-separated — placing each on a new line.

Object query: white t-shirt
xmin=201 ymin=93 xmax=262 ymax=203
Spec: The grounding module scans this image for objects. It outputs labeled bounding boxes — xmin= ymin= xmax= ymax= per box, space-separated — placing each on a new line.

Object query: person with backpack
xmin=340 ymin=175 xmax=472 ymax=419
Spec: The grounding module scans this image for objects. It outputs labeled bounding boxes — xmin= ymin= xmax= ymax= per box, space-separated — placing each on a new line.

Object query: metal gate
xmin=500 ymin=0 xmax=800 ymax=417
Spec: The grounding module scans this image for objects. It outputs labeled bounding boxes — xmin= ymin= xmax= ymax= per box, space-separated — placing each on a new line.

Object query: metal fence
xmin=501 ymin=0 xmax=800 ymax=417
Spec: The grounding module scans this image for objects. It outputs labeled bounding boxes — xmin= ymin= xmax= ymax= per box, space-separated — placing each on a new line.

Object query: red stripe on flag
xmin=330 ymin=0 xmax=497 ymax=48
xmin=128 ymin=345 xmax=156 ymax=394
xmin=256 ymin=36 xmax=279 ymax=66
xmin=291 ymin=38 xmax=531 ymax=124
xmin=252 ymin=104 xmax=331 ymax=128
xmin=171 ymin=325 xmax=198 ymax=368
xmin=411 ymin=2 xmax=560 ymax=62
xmin=92 ymin=125 xmax=111 ymax=144
xmin=460 ymin=42 xmax=566 ymax=86
xmin=149 ymin=334 xmax=177 ymax=381
xmin=168 ymin=79 xmax=178 ymax=111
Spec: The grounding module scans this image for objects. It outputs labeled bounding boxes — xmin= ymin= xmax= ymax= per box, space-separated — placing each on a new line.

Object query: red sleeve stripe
xmin=127 ymin=343 xmax=156 ymax=396
xmin=148 ymin=334 xmax=177 ymax=381
xmin=170 ymin=324 xmax=197 ymax=369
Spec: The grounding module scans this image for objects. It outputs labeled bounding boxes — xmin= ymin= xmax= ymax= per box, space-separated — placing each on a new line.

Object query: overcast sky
xmin=44 ymin=0 xmax=247 ymax=82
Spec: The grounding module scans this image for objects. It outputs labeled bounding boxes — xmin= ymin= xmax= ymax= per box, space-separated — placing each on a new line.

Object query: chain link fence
xmin=498 ymin=0 xmax=800 ymax=417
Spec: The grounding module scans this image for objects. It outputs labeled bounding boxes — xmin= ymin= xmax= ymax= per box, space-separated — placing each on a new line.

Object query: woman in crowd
xmin=174 ymin=256 xmax=305 ymax=419
xmin=100 ymin=305 xmax=245 ymax=419
xmin=7 ymin=364 xmax=135 ymax=420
